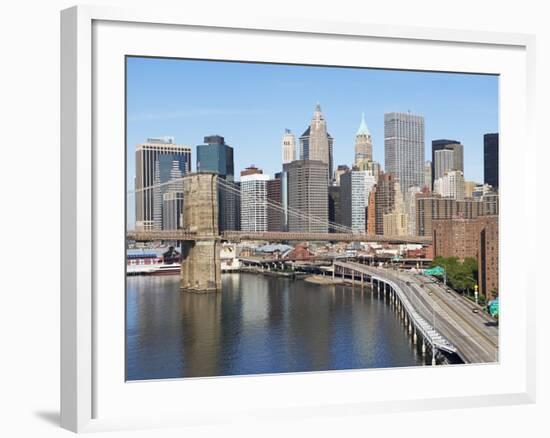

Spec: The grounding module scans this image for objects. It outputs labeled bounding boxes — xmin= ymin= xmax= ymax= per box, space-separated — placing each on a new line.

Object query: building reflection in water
xmin=126 ymin=273 xmax=424 ymax=380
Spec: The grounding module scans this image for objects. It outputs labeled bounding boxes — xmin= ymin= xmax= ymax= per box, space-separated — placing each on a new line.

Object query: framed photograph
xmin=61 ymin=5 xmax=536 ymax=433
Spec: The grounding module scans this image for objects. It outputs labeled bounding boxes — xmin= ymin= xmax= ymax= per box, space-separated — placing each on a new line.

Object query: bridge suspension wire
xmin=217 ymin=179 xmax=351 ymax=234
xmin=126 ymin=174 xmax=354 ymax=234
xmin=216 ymin=177 xmax=353 ymax=234
xmin=126 ymin=176 xmax=185 ymax=195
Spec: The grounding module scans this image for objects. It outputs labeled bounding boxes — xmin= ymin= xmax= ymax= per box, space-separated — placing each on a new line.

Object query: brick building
xmin=432 ymin=215 xmax=498 ymax=299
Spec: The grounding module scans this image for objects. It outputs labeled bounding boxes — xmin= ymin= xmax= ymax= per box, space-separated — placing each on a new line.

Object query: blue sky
xmin=126 ymin=56 xmax=498 ymax=225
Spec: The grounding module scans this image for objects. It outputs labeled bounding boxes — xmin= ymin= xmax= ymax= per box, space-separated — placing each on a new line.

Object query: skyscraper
xmin=135 ymin=137 xmax=192 ymax=231
xmin=340 ymin=169 xmax=376 ymax=233
xmin=354 ymin=113 xmax=373 ymax=166
xmin=284 ymin=160 xmax=329 ymax=233
xmin=267 ymin=174 xmax=283 ymax=231
xmin=161 ymin=160 xmax=185 ymax=230
xmin=383 ymin=182 xmax=407 ymax=236
xmin=434 ymin=149 xmax=455 ymax=180
xmin=196 ymin=135 xmax=238 ymax=231
xmin=373 ymin=172 xmax=397 ymax=235
xmin=484 ymin=133 xmax=499 ymax=190
xmin=328 ymin=185 xmax=342 ymax=231
xmin=240 ymin=170 xmax=270 ymax=232
xmin=196 ymin=135 xmax=234 ymax=180
xmin=431 ymin=139 xmax=464 ymax=186
xmin=299 ymin=104 xmax=334 ymax=182
xmin=281 ymin=129 xmax=296 ymax=164
xmin=384 ymin=112 xmax=425 ymax=191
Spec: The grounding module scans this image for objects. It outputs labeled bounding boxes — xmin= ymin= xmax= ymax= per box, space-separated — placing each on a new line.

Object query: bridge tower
xmin=180 ymin=173 xmax=221 ymax=292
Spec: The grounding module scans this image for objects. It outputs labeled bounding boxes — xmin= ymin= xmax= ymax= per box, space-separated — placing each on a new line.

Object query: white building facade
xmin=240 ymin=173 xmax=270 ymax=232
xmin=281 ymin=129 xmax=296 ymax=164
xmin=341 ymin=170 xmax=376 ymax=233
xmin=434 ymin=170 xmax=465 ymax=201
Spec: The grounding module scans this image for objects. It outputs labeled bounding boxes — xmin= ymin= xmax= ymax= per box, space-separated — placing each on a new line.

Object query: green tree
xmin=430 ymin=256 xmax=478 ymax=293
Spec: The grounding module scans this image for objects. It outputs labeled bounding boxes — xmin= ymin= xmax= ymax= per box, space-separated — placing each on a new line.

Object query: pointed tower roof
xmin=356 ymin=113 xmax=370 ymax=136
xmin=312 ymin=102 xmax=324 ymax=121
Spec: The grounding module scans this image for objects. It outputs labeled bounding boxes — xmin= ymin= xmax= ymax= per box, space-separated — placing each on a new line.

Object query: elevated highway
xmin=334 ymin=261 xmax=498 ymax=364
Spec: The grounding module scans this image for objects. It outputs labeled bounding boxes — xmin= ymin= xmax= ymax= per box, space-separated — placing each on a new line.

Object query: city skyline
xmin=127 ymin=57 xmax=498 ymax=228
xmin=127 ymin=57 xmax=498 ymax=175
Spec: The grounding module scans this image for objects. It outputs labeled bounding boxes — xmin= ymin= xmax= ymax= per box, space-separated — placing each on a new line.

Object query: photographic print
xmin=125 ymin=57 xmax=499 ymax=381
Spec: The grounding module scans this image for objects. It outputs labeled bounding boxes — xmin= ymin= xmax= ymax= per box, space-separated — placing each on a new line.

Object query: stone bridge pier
xmin=180 ymin=173 xmax=221 ymax=292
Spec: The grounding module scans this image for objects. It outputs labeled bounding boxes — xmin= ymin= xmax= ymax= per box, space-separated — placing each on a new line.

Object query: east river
xmin=126 ymin=273 xmax=427 ymax=380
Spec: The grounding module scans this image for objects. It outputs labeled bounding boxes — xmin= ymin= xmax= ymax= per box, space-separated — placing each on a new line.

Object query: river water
xmin=126 ymin=273 xmax=427 ymax=380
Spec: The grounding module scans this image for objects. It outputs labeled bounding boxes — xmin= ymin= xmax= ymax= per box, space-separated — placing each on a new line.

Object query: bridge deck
xmin=127 ymin=230 xmax=432 ymax=244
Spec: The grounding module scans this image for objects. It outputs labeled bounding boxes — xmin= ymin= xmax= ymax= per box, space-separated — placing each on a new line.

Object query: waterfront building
xmin=281 ymin=129 xmax=296 ymax=164
xmin=384 ymin=112 xmax=425 ymax=190
xmin=424 ymin=161 xmax=432 ymax=191
xmin=135 ymin=137 xmax=192 ymax=231
xmin=431 ymin=139 xmax=464 ymax=186
xmin=434 ymin=170 xmax=465 ymax=201
xmin=354 ymin=113 xmax=373 ymax=166
xmin=267 ymin=174 xmax=283 ymax=231
xmin=340 ymin=169 xmax=376 ymax=233
xmin=240 ymin=171 xmax=270 ymax=232
xmin=299 ymin=104 xmax=334 ymax=182
xmin=432 ymin=215 xmax=499 ymax=299
xmin=283 ymin=159 xmax=329 ymax=233
xmin=484 ymin=133 xmax=499 ymax=190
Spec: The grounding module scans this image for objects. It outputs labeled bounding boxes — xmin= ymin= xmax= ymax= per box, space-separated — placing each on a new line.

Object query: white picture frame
xmin=60 ymin=4 xmax=537 ymax=433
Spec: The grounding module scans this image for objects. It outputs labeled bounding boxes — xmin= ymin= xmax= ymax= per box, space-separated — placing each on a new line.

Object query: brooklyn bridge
xmin=128 ymin=173 xmax=432 ymax=292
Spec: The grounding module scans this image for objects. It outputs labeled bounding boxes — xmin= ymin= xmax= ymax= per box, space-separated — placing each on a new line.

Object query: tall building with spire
xmin=354 ymin=113 xmax=373 ymax=165
xmin=281 ymin=129 xmax=296 ymax=164
xmin=299 ymin=103 xmax=333 ymax=182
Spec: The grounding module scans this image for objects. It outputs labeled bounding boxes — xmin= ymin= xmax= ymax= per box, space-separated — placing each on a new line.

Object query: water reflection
xmin=126 ymin=273 xmax=425 ymax=380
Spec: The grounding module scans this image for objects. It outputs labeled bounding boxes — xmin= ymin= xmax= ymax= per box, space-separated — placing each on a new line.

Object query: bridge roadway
xmin=335 ymin=262 xmax=498 ymax=364
xmin=127 ymin=230 xmax=432 ymax=244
